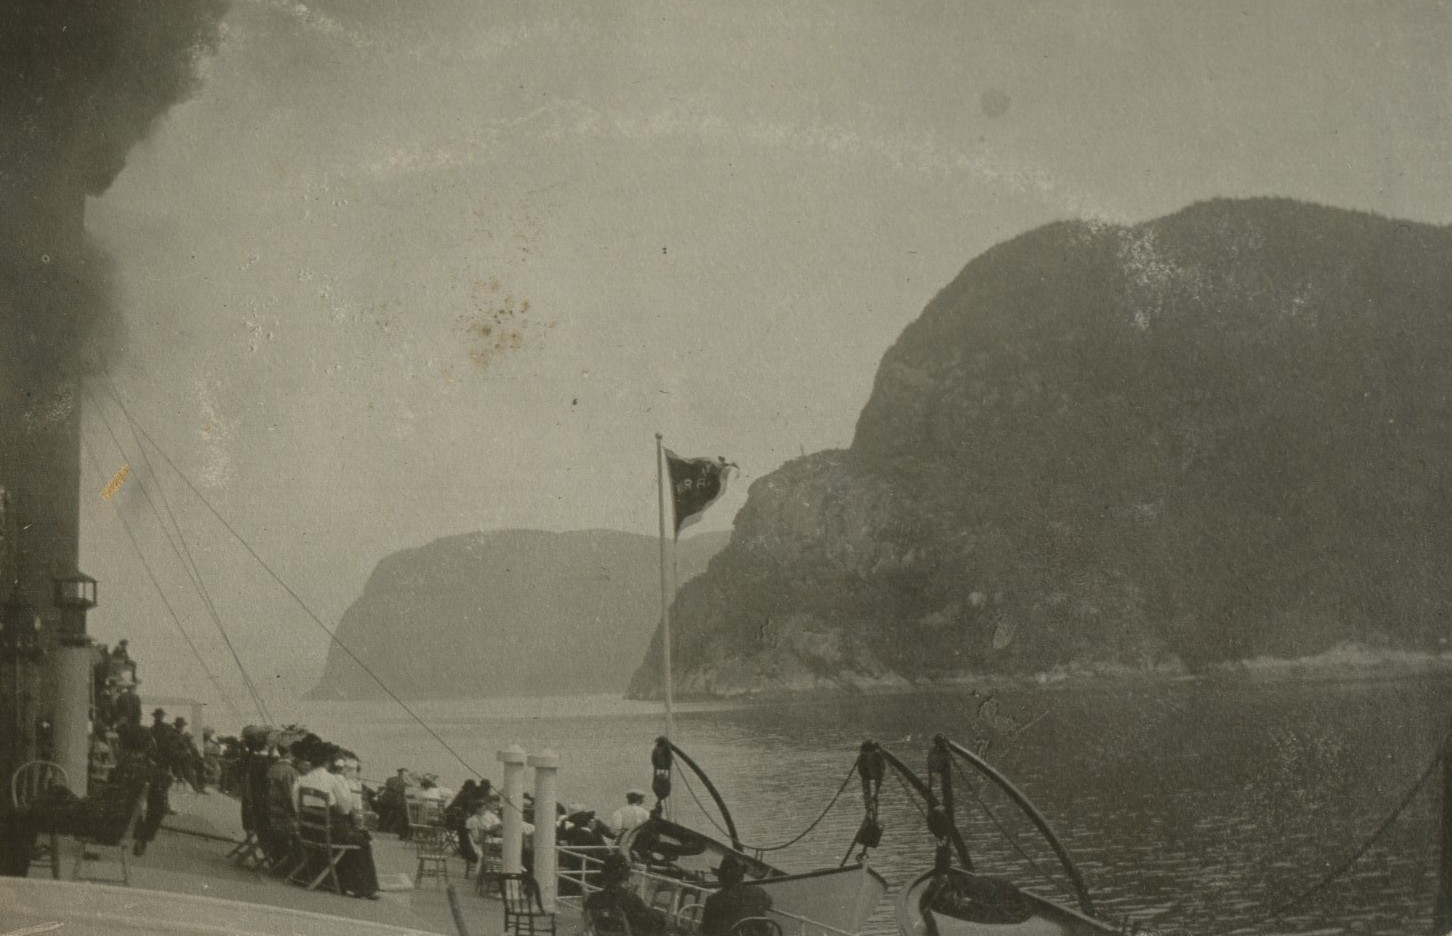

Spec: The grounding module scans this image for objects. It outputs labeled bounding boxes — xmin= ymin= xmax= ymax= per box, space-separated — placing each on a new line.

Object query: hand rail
xmin=554 ymin=845 xmax=858 ymax=936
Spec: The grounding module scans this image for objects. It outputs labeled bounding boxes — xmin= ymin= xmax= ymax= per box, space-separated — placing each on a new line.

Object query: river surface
xmin=291 ymin=675 xmax=1452 ymax=936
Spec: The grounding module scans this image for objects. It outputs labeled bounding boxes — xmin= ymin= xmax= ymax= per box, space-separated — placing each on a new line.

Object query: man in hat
xmin=584 ymin=853 xmax=666 ymax=936
xmin=149 ymin=709 xmax=182 ymax=786
xmin=378 ymin=767 xmax=411 ymax=835
xmin=135 ymin=716 xmax=177 ymax=856
xmin=173 ymin=717 xmax=205 ymax=793
xmin=609 ymin=790 xmax=651 ymax=839
xmin=114 ymin=681 xmax=142 ymax=727
xmin=201 ymin=728 xmax=223 ymax=788
xmin=700 ymin=855 xmax=773 ymax=936
xmin=262 ymin=740 xmax=306 ymax=870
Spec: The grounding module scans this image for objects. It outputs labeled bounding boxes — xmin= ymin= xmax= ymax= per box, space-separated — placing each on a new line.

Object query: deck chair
xmin=407 ymin=799 xmax=451 ymax=888
xmin=474 ymin=832 xmax=504 ymax=897
xmin=290 ymin=789 xmax=361 ymax=894
xmin=11 ymin=760 xmax=67 ymax=879
xmin=73 ymin=783 xmax=148 ymax=887
xmin=502 ymin=871 xmax=557 ymax=936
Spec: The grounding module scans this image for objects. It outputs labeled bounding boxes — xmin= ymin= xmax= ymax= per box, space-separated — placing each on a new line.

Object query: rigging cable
xmin=103 ymin=386 xmax=275 ymax=726
xmin=1212 ymin=745 xmax=1441 ymax=935
xmin=1131 ymin=740 xmax=1444 ymax=935
xmin=674 ymin=760 xmax=859 ymax=854
xmin=101 ymin=385 xmax=491 ymax=782
xmin=79 ymin=438 xmax=247 ymax=724
xmin=951 ymin=757 xmax=1078 ymax=905
xmin=85 ymin=388 xmax=272 ymax=723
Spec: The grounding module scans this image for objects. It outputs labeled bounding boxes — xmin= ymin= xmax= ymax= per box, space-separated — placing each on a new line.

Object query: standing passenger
xmin=609 ymin=790 xmax=651 ymax=839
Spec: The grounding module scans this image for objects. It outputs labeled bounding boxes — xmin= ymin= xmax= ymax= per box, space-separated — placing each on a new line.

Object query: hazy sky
xmin=77 ymin=0 xmax=1451 ymax=715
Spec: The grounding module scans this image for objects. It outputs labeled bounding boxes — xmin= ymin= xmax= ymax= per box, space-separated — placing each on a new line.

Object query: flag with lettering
xmin=665 ymin=450 xmax=736 ymax=536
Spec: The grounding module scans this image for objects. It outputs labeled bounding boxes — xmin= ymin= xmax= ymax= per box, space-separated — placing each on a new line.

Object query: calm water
xmin=293 ymin=675 xmax=1452 ymax=936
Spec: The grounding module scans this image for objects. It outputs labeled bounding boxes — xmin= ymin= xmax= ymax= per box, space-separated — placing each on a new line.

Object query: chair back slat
xmin=298 ymin=789 xmax=333 ymax=834
xmin=407 ymin=798 xmax=442 ymax=829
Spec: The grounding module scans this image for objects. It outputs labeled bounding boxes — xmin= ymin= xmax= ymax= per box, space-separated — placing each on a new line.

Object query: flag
xmin=665 ymin=449 xmax=736 ymax=536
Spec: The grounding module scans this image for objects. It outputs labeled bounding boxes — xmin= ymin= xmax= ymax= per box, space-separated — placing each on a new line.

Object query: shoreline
xmin=636 ymin=642 xmax=1452 ymax=704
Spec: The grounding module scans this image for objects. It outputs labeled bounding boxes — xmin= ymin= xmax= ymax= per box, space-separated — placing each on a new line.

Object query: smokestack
xmin=0 ymin=0 xmax=227 ymax=777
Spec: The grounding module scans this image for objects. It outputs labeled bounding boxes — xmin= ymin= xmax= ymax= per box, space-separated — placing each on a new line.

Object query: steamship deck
xmin=0 ymin=786 xmax=584 ymax=936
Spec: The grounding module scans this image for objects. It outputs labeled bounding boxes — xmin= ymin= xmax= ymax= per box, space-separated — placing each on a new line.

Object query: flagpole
xmin=655 ymin=432 xmax=675 ymax=739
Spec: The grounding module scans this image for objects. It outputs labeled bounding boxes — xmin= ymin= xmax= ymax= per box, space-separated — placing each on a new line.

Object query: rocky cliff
xmin=629 ymin=198 xmax=1452 ymax=698
xmin=310 ymin=529 xmax=728 ymax=699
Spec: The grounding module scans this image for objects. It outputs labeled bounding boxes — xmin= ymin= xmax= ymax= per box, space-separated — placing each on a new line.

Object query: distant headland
xmin=307 ymin=529 xmax=727 ymax=700
xmin=629 ymin=199 xmax=1452 ymax=700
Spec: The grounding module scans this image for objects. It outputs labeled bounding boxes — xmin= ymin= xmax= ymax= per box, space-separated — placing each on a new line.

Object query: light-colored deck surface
xmin=0 ymin=785 xmax=584 ymax=936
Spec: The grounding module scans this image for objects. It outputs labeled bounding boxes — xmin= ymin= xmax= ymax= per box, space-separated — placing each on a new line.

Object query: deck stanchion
xmin=499 ymin=745 xmax=528 ymax=876
xmin=529 ymin=749 xmax=560 ymax=913
xmin=1435 ymin=735 xmax=1452 ymax=935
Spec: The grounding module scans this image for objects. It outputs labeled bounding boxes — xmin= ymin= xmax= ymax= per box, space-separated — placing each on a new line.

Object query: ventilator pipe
xmin=49 ymin=643 xmax=92 ymax=797
xmin=529 ymin=749 xmax=560 ymax=912
xmin=498 ymin=745 xmax=527 ymax=875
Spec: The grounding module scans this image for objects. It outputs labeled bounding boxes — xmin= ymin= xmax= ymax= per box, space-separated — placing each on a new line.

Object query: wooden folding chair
xmin=10 ymin=760 xmax=67 ymax=879
xmin=227 ymin=829 xmax=271 ymax=870
xmin=502 ymin=872 xmax=557 ymax=936
xmin=407 ymin=799 xmax=452 ymax=888
xmin=475 ymin=832 xmax=504 ymax=897
xmin=290 ymin=789 xmax=360 ymax=894
xmin=73 ymin=783 xmax=148 ymax=887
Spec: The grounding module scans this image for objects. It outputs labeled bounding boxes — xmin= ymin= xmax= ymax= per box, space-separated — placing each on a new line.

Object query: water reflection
xmin=299 ymin=675 xmax=1450 ymax=935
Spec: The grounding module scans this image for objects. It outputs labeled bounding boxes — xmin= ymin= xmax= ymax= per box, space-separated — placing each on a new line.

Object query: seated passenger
xmin=700 ymin=855 xmax=773 ymax=936
xmin=584 ymin=853 xmax=666 ymax=936
xmin=1 ymin=723 xmax=154 ymax=875
xmin=295 ymin=745 xmax=380 ymax=900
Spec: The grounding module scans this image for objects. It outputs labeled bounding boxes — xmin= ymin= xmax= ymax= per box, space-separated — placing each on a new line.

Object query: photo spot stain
xmin=463 ymin=284 xmax=544 ymax=371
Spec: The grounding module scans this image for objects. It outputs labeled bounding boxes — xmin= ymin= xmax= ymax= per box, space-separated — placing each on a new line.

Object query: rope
xmin=675 ymin=761 xmax=858 ymax=853
xmin=1132 ymin=742 xmax=1443 ymax=935
xmin=98 ymin=382 xmax=492 ymax=784
xmin=1209 ymin=746 xmax=1442 ymax=935
xmin=891 ymin=766 xmax=929 ymax=821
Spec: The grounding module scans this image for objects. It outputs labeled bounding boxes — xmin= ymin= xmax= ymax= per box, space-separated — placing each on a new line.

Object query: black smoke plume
xmin=0 ymin=1 xmax=227 ymax=592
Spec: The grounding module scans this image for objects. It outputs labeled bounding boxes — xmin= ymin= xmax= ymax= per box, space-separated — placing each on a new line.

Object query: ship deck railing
xmin=555 ymin=844 xmax=856 ymax=936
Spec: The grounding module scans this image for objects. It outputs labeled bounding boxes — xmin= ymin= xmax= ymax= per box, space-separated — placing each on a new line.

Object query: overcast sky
xmin=77 ymin=0 xmax=1451 ymax=714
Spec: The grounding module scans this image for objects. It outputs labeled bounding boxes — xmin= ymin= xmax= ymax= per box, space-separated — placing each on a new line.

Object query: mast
xmin=655 ymin=433 xmax=674 ymax=737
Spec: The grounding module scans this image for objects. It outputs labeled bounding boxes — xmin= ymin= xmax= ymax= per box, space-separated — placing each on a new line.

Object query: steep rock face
xmin=311 ymin=529 xmax=728 ymax=699
xmin=631 ymin=199 xmax=1452 ymax=698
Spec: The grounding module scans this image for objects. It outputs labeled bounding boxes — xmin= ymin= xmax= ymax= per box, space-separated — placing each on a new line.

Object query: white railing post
xmin=498 ymin=744 xmax=528 ymax=875
xmin=529 ymin=748 xmax=560 ymax=912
